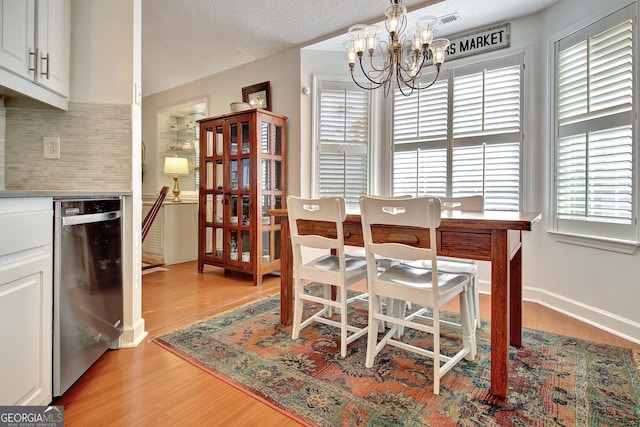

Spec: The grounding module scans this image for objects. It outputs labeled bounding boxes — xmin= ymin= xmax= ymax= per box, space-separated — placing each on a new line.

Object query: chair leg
xmin=392 ymin=299 xmax=406 ymax=338
xmin=459 ymin=287 xmax=477 ymax=361
xmin=339 ymin=286 xmax=348 ymax=357
xmin=291 ymin=278 xmax=304 ymax=340
xmin=365 ymin=293 xmax=380 ymax=368
xmin=377 ymin=297 xmax=385 ymax=331
xmin=432 ymin=307 xmax=441 ymax=395
xmin=472 ymin=277 xmax=481 ymax=329
xmin=323 ymin=283 xmax=333 ymax=317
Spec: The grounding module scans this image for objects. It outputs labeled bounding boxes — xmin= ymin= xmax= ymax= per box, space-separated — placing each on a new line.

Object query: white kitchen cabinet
xmin=34 ymin=0 xmax=69 ymax=95
xmin=0 ymin=0 xmax=69 ymax=109
xmin=142 ymin=200 xmax=198 ymax=266
xmin=0 ymin=0 xmax=34 ymax=79
xmin=0 ymin=197 xmax=53 ymax=406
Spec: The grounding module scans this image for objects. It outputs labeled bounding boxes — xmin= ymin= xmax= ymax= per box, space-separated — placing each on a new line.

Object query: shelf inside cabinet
xmin=156 ymin=99 xmax=208 ymax=195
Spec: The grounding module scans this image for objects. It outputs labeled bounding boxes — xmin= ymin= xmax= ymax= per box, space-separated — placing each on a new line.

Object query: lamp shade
xmin=164 ymin=157 xmax=189 ymax=175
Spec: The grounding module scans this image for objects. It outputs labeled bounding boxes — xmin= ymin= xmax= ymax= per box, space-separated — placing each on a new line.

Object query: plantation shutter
xmin=392 ymin=79 xmax=448 ymax=197
xmin=317 ymin=81 xmax=369 ymax=208
xmin=392 ymin=57 xmax=523 ymax=211
xmin=555 ymin=6 xmax=635 ymax=240
xmin=452 ymin=64 xmax=522 ymax=210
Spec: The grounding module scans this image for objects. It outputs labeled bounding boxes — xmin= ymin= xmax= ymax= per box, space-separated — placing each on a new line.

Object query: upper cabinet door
xmin=34 ymin=0 xmax=69 ymax=95
xmin=0 ymin=0 xmax=68 ymax=108
xmin=0 ymin=0 xmax=35 ymax=79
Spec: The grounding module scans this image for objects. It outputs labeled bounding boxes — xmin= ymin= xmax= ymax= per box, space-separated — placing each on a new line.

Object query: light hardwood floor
xmin=55 ymin=261 xmax=639 ymax=426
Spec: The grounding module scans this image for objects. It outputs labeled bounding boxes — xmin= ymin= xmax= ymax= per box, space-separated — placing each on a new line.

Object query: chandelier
xmin=343 ymin=0 xmax=450 ymax=97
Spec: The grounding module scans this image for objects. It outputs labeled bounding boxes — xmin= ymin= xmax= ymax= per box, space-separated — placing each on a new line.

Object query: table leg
xmin=509 ymin=239 xmax=522 ymax=347
xmin=491 ymin=229 xmax=509 ymax=399
xmin=280 ymin=219 xmax=293 ymax=326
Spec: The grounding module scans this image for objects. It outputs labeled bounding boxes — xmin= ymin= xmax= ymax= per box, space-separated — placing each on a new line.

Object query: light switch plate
xmin=43 ymin=136 xmax=60 ymax=159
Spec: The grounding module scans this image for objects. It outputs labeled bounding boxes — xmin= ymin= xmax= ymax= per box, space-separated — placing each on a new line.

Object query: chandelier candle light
xmin=164 ymin=156 xmax=189 ymax=202
xmin=344 ymin=0 xmax=450 ymax=96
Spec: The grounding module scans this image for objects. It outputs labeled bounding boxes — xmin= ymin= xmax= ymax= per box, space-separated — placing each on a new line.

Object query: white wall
xmin=142 ymin=48 xmax=301 ymax=198
xmin=70 ymin=0 xmax=135 ymax=104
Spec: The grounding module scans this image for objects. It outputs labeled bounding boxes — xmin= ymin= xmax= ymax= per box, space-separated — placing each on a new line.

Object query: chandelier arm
xmin=349 ymin=67 xmax=386 ymax=91
xmin=358 ymin=56 xmax=392 ymax=86
xmin=398 ymin=65 xmax=441 ymax=91
xmin=384 ymin=80 xmax=392 ymax=98
xmin=368 ymin=52 xmax=387 ymax=73
xmin=395 ymin=62 xmax=414 ymax=96
xmin=367 ymin=41 xmax=392 ymax=73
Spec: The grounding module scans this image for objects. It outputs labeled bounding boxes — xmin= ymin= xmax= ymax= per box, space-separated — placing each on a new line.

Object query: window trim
xmin=548 ymin=2 xmax=640 ymax=252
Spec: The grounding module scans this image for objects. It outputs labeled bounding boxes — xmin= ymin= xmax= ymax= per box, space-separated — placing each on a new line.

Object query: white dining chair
xmin=403 ymin=195 xmax=484 ymax=329
xmin=360 ymin=195 xmax=476 ymax=394
xmin=287 ymin=196 xmax=369 ymax=358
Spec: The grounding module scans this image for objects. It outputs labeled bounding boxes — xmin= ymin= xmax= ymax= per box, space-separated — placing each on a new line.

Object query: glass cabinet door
xmin=226 ymin=116 xmax=252 ymax=265
xmin=203 ymin=125 xmax=225 ymax=262
xmin=258 ymin=118 xmax=285 ymax=265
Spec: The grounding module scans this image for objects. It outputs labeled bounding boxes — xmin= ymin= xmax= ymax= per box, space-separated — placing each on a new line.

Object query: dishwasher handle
xmin=62 ymin=210 xmax=122 ymax=226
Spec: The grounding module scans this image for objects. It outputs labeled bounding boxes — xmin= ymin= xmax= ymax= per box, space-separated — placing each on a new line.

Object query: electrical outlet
xmin=43 ymin=136 xmax=61 ymax=159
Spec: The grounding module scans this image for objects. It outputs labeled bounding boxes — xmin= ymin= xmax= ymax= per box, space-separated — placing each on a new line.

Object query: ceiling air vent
xmin=439 ymin=12 xmax=460 ymax=25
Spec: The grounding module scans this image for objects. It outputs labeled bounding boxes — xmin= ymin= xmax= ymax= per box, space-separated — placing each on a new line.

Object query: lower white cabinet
xmin=0 ymin=197 xmax=53 ymax=405
xmin=142 ymin=200 xmax=197 ymax=265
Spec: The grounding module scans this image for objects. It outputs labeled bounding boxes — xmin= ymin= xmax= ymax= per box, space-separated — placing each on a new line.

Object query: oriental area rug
xmin=154 ymin=294 xmax=640 ymax=427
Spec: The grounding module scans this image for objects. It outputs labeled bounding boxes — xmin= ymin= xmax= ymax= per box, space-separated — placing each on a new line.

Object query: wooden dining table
xmin=268 ymin=207 xmax=541 ymax=398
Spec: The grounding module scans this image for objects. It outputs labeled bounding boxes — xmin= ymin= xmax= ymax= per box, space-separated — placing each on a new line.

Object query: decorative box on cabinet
xmin=0 ymin=0 xmax=70 ymax=109
xmin=142 ymin=200 xmax=198 ymax=266
xmin=0 ymin=197 xmax=53 ymax=405
xmin=198 ymin=109 xmax=287 ymax=285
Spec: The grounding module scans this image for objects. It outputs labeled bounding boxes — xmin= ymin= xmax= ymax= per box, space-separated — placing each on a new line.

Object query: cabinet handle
xmin=40 ymin=52 xmax=50 ymax=79
xmin=29 ymin=48 xmax=38 ymax=75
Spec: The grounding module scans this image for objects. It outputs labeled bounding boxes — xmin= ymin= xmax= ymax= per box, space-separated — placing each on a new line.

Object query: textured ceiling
xmin=142 ymin=0 xmax=558 ymax=96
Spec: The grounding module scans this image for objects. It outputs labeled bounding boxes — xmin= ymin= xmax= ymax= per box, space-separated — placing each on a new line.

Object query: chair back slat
xmin=361 ymin=196 xmax=441 ymax=229
xmin=360 ymin=195 xmax=442 ymax=279
xmin=287 ymin=196 xmax=346 ymax=251
xmin=440 ymin=195 xmax=484 ymax=212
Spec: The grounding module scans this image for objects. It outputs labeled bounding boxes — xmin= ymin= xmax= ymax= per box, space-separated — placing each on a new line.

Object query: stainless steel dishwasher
xmin=53 ymin=197 xmax=124 ymax=397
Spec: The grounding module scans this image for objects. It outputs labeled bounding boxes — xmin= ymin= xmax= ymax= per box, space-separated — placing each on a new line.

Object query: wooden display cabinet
xmin=197 ymin=109 xmax=287 ymax=285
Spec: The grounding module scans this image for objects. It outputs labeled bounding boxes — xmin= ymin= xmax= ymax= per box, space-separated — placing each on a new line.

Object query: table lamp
xmin=164 ymin=156 xmax=189 ymax=202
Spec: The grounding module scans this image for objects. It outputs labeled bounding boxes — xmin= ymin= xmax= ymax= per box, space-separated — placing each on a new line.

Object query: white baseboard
xmin=478 ymin=281 xmax=640 ymax=345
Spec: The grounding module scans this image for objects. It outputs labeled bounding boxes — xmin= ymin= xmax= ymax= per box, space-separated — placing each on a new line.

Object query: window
xmin=553 ymin=5 xmax=637 ymax=243
xmin=391 ymin=56 xmax=523 ymax=210
xmin=315 ymin=80 xmax=370 ymax=208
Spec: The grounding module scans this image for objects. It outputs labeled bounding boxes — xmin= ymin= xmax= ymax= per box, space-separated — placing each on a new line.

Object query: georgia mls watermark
xmin=0 ymin=406 xmax=64 ymax=427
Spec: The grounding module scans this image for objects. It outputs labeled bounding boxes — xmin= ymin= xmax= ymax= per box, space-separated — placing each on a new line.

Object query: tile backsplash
xmin=5 ymin=102 xmax=132 ymax=191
